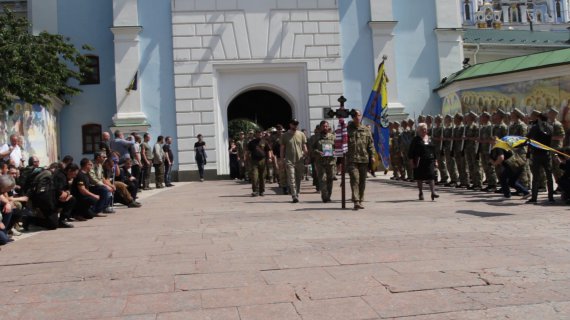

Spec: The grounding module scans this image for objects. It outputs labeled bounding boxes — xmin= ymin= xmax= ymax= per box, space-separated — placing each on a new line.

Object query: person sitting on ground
xmin=18 ymin=156 xmax=42 ymax=195
xmin=22 ymin=163 xmax=74 ymax=230
xmin=103 ymin=158 xmax=141 ymax=208
xmin=6 ymin=166 xmax=26 ymax=235
xmin=72 ymin=157 xmax=110 ymax=218
xmin=0 ymin=175 xmax=16 ymax=245
xmin=61 ymin=155 xmax=74 ymax=169
xmin=89 ymin=152 xmax=116 ymax=214
xmin=118 ymin=158 xmax=140 ymax=202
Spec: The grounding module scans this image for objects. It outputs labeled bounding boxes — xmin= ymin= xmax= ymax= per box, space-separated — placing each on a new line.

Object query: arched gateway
xmin=227 ymin=89 xmax=293 ymax=133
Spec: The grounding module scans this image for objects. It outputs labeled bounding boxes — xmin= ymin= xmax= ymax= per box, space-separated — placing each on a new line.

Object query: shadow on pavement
xmin=456 ymin=210 xmax=514 ymax=218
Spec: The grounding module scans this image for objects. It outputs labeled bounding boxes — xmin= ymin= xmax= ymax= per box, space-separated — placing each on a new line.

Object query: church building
xmin=4 ymin=0 xmax=464 ymax=178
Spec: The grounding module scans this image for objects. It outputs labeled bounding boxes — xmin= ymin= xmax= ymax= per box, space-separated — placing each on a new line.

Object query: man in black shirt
xmin=246 ymin=130 xmax=273 ymax=196
xmin=163 ymin=136 xmax=175 ymax=187
xmin=526 ymin=112 xmax=554 ymax=203
xmin=72 ymin=158 xmax=110 ymax=218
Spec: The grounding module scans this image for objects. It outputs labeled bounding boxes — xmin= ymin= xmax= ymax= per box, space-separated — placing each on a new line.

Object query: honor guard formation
xmin=229 ymin=107 xmax=570 ymax=210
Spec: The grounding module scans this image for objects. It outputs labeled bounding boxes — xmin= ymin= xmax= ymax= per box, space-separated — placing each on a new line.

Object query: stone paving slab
xmin=1 ymin=177 xmax=570 ymax=319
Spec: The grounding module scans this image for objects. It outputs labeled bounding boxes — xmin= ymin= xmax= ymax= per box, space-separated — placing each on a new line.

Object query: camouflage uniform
xmin=432 ymin=121 xmax=449 ymax=183
xmin=312 ymin=131 xmax=336 ymax=202
xmin=390 ymin=126 xmax=404 ymax=179
xmin=236 ymin=137 xmax=246 ymax=179
xmin=550 ymin=117 xmax=564 ymax=182
xmin=509 ymin=114 xmax=530 ymax=188
xmin=347 ymin=121 xmax=374 ymax=208
xmin=453 ymin=116 xmax=469 ymax=187
xmin=443 ymin=124 xmax=458 ymax=186
xmin=307 ymin=132 xmax=321 ymax=191
xmin=464 ymin=114 xmax=482 ymax=189
xmin=492 ymin=113 xmax=508 ymax=186
xmin=479 ymin=119 xmax=497 ymax=189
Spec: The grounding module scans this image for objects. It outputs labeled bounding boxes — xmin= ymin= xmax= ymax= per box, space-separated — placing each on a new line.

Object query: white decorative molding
xmin=171 ymin=1 xmax=342 ymax=174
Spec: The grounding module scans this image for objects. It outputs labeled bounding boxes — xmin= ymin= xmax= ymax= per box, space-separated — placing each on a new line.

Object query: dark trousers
xmin=0 ymin=208 xmax=12 ymax=245
xmin=164 ymin=163 xmax=172 ymax=185
xmin=154 ymin=162 xmax=165 ymax=187
xmin=89 ymin=185 xmax=112 ymax=213
xmin=131 ymin=164 xmax=141 ymax=187
xmin=142 ymin=163 xmax=152 ymax=188
xmin=197 ymin=161 xmax=205 ymax=179
xmin=500 ymin=165 xmax=529 ymax=197
xmin=230 ymin=158 xmax=239 ymax=179
xmin=531 ymin=152 xmax=554 ymax=200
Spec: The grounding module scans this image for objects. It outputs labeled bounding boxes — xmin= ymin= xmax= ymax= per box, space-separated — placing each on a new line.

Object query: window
xmin=82 ymin=124 xmax=102 ymax=154
xmin=556 ymin=0 xmax=562 ymax=19
xmin=80 ymin=55 xmax=100 ymax=85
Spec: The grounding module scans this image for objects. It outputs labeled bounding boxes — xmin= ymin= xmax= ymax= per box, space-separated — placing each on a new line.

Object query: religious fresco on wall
xmin=0 ymin=101 xmax=59 ymax=165
xmin=442 ymin=75 xmax=570 ymax=129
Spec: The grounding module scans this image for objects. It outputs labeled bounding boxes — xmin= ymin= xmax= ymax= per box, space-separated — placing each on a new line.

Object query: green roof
xmin=436 ymin=47 xmax=570 ymax=91
xmin=464 ymin=29 xmax=570 ymax=46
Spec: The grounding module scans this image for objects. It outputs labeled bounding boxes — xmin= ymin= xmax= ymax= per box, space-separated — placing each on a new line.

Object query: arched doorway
xmin=227 ymin=89 xmax=292 ymax=134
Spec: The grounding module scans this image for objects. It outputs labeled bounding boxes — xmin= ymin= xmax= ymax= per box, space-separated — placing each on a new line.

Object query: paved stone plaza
xmin=1 ymin=176 xmax=570 ymax=319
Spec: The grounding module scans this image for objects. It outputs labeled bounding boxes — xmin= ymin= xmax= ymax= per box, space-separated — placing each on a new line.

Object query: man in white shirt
xmin=0 ymin=134 xmax=23 ymax=167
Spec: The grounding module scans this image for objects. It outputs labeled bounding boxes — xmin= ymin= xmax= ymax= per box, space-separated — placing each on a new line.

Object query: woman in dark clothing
xmin=408 ymin=123 xmax=439 ymax=200
xmin=490 ymin=143 xmax=530 ymax=199
xmin=194 ymin=134 xmax=207 ymax=181
xmin=229 ymin=141 xmax=240 ymax=180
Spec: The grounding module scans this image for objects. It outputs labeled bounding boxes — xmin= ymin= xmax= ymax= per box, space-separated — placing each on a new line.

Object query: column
xmin=110 ymin=0 xmax=149 ymax=131
xmin=564 ymin=0 xmax=570 ymax=22
xmin=520 ymin=5 xmax=528 ymax=23
xmin=502 ymin=6 xmax=510 ymax=24
xmin=435 ymin=0 xmax=464 ymax=80
xmin=369 ymin=0 xmax=406 ymax=120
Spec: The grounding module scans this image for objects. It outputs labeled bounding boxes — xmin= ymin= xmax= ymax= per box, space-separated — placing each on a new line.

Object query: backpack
xmin=19 ymin=167 xmax=44 ymax=195
xmin=31 ymin=170 xmax=54 ymax=196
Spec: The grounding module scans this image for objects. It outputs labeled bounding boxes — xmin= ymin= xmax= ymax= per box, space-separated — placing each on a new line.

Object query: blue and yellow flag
xmin=493 ymin=136 xmax=570 ymax=158
xmin=363 ymin=61 xmax=390 ymax=169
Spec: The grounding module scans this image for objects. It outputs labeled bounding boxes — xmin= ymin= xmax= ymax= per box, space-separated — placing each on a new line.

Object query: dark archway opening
xmin=227 ymin=90 xmax=292 ymax=132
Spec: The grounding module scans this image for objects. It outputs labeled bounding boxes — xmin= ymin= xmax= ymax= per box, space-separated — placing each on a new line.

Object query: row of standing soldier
xmin=389 ymin=107 xmax=565 ymax=202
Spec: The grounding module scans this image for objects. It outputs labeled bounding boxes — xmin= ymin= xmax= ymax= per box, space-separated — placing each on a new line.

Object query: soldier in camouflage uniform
xmin=432 ymin=115 xmax=449 ymax=184
xmin=399 ymin=120 xmax=413 ymax=181
xmin=443 ymin=114 xmax=458 ymax=187
xmin=236 ymin=132 xmax=246 ymax=180
xmin=347 ymin=110 xmax=374 ymax=210
xmin=548 ymin=108 xmax=564 ymax=189
xmin=453 ymin=113 xmax=469 ymax=188
xmin=491 ymin=109 xmax=508 ymax=192
xmin=244 ymin=129 xmax=255 ymax=182
xmin=311 ymin=121 xmax=336 ymax=202
xmin=509 ymin=108 xmax=530 ymax=189
xmin=390 ymin=122 xmax=404 ymax=180
xmin=464 ymin=111 xmax=483 ymax=190
xmin=479 ymin=111 xmax=497 ymax=192
xmin=272 ymin=125 xmax=289 ymax=194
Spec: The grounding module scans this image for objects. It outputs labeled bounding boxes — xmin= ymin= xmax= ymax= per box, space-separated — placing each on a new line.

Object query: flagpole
xmin=338 ymin=96 xmax=347 ymax=209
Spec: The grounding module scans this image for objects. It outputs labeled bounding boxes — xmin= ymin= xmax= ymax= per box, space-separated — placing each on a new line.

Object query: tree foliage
xmin=228 ymin=118 xmax=262 ymax=140
xmin=0 ymin=8 xmax=92 ymax=108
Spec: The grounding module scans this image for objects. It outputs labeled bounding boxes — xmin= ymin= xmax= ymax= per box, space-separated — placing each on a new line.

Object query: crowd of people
xmin=230 ymin=111 xmax=375 ymax=210
xmin=0 ymin=130 xmax=177 ymax=247
xmin=229 ymin=106 xmax=570 ymax=209
xmin=389 ymin=107 xmax=570 ymax=204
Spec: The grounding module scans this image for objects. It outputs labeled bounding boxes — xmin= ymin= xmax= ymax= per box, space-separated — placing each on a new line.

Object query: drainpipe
xmin=473 ymin=43 xmax=481 ymax=64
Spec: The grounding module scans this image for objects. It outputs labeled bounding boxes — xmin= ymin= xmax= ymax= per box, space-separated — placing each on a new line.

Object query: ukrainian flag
xmin=363 ymin=61 xmax=390 ymax=170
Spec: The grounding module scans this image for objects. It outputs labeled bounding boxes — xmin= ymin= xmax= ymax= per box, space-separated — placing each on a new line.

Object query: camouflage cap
xmin=454 ymin=112 xmax=464 ymax=119
xmin=434 ymin=114 xmax=442 ymax=120
xmin=530 ymin=109 xmax=542 ymax=117
xmin=481 ymin=111 xmax=491 ymax=118
xmin=467 ymin=110 xmax=478 ymax=118
xmin=548 ymin=107 xmax=560 ymax=115
xmin=444 ymin=114 xmax=453 ymax=119
xmin=394 ymin=121 xmax=400 ymax=126
xmin=495 ymin=108 xmax=506 ymax=117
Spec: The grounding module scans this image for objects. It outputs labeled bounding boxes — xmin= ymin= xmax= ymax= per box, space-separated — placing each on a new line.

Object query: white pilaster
xmin=502 ymin=6 xmax=510 ymax=24
xmin=111 ymin=0 xmax=149 ymax=129
xmin=369 ymin=0 xmax=405 ymax=119
xmin=521 ymin=5 xmax=528 ymax=23
xmin=29 ymin=0 xmax=58 ymax=34
xmin=564 ymin=0 xmax=570 ymax=22
xmin=435 ymin=0 xmax=464 ymax=80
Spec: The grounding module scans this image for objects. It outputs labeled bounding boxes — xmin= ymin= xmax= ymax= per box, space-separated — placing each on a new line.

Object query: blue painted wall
xmin=338 ymin=0 xmax=375 ymax=112
xmin=58 ymin=0 xmax=115 ymax=160
xmin=393 ymin=0 xmax=441 ymax=116
xmin=138 ymin=0 xmax=178 ymax=169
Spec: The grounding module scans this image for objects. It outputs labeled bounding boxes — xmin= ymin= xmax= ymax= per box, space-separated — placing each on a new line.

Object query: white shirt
xmin=0 ymin=144 xmax=22 ymax=166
